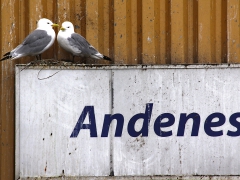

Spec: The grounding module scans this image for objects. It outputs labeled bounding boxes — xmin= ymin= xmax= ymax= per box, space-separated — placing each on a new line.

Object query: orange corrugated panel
xmin=0 ymin=0 xmax=238 ymax=65
xmin=1 ymin=1 xmax=20 ymax=179
xmin=159 ymin=0 xmax=171 ymax=64
xmin=198 ymin=0 xmax=227 ymax=63
xmin=86 ymin=0 xmax=111 ymax=64
xmin=114 ymin=0 xmax=129 ymax=63
xmin=198 ymin=0 xmax=213 ymax=63
xmin=129 ymin=0 xmax=140 ymax=64
xmin=187 ymin=0 xmax=198 ymax=63
xmin=113 ymin=0 xmax=142 ymax=64
xmin=216 ymin=0 xmax=227 ymax=63
xmin=228 ymin=0 xmax=240 ymax=63
xmin=171 ymin=0 xmax=188 ymax=64
xmin=142 ymin=0 xmax=159 ymax=64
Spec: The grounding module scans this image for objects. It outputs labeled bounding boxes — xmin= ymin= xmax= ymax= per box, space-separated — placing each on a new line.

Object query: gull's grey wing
xmin=14 ymin=30 xmax=51 ymax=55
xmin=68 ymin=33 xmax=99 ymax=56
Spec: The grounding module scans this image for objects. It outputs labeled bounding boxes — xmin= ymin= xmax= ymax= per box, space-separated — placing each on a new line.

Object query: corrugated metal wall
xmin=1 ymin=0 xmax=240 ymax=179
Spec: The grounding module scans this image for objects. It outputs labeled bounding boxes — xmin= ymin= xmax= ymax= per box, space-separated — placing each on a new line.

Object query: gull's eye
xmin=47 ymin=22 xmax=50 ymax=24
xmin=67 ymin=26 xmax=70 ymax=28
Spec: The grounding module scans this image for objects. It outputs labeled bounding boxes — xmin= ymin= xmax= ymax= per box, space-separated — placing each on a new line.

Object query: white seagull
xmin=57 ymin=21 xmax=111 ymax=61
xmin=1 ymin=18 xmax=59 ymax=61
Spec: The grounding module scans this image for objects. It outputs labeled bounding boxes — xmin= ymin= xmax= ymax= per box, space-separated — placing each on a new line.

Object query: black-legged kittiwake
xmin=1 ymin=18 xmax=59 ymax=61
xmin=57 ymin=21 xmax=111 ymax=61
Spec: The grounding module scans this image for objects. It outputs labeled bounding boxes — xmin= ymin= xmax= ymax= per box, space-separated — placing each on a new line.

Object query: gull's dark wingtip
xmin=0 ymin=56 xmax=10 ymax=61
xmin=1 ymin=52 xmax=12 ymax=61
xmin=3 ymin=52 xmax=11 ymax=56
xmin=103 ymin=55 xmax=111 ymax=61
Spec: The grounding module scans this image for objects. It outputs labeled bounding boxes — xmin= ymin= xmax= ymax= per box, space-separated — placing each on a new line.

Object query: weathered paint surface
xmin=16 ymin=69 xmax=111 ymax=178
xmin=1 ymin=1 xmax=240 ymax=179
xmin=16 ymin=65 xmax=240 ymax=178
xmin=112 ymin=68 xmax=240 ymax=175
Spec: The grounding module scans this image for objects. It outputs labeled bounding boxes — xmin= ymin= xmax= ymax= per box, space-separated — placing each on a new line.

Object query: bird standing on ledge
xmin=1 ymin=18 xmax=59 ymax=61
xmin=57 ymin=21 xmax=111 ymax=62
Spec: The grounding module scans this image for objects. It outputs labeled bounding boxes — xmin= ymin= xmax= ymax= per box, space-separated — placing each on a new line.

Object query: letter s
xmin=227 ymin=113 xmax=240 ymax=137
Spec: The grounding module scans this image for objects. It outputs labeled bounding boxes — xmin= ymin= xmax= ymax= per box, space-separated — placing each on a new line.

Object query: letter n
xmin=70 ymin=106 xmax=97 ymax=138
xmin=101 ymin=114 xmax=124 ymax=137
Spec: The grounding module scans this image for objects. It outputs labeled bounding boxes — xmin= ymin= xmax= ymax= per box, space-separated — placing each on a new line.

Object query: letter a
xmin=70 ymin=106 xmax=97 ymax=138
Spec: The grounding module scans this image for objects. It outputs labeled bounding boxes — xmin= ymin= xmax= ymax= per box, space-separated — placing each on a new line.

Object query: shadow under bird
xmin=57 ymin=21 xmax=111 ymax=62
xmin=1 ymin=18 xmax=59 ymax=61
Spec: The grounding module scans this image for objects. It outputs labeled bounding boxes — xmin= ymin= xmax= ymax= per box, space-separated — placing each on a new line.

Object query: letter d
xmin=127 ymin=103 xmax=153 ymax=137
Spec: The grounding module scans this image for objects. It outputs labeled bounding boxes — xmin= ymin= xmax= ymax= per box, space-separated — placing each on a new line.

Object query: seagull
xmin=57 ymin=21 xmax=111 ymax=61
xmin=1 ymin=18 xmax=59 ymax=61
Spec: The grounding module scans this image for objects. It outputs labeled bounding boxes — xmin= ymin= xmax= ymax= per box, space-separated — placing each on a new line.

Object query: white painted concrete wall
xmin=16 ymin=65 xmax=240 ymax=178
xmin=16 ymin=69 xmax=111 ymax=178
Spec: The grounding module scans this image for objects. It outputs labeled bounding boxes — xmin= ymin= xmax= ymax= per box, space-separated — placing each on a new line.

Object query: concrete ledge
xmin=16 ymin=62 xmax=240 ymax=70
xmin=19 ymin=176 xmax=240 ymax=180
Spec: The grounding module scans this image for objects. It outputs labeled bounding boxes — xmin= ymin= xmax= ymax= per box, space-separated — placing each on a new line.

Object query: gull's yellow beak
xmin=60 ymin=27 xmax=66 ymax=31
xmin=51 ymin=23 xmax=59 ymax=27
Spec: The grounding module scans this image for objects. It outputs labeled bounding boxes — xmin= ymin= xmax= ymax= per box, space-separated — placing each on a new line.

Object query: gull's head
xmin=60 ymin=21 xmax=75 ymax=33
xmin=37 ymin=18 xmax=59 ymax=30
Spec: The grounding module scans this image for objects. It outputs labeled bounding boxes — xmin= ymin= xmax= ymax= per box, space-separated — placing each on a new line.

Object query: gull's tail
xmin=103 ymin=55 xmax=111 ymax=61
xmin=91 ymin=53 xmax=112 ymax=61
xmin=1 ymin=52 xmax=12 ymax=61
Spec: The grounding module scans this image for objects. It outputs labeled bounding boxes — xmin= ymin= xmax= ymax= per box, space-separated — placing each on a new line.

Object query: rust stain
xmin=44 ymin=161 xmax=47 ymax=173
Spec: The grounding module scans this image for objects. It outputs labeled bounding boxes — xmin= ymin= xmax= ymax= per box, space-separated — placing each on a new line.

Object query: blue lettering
xmin=127 ymin=103 xmax=153 ymax=137
xmin=70 ymin=106 xmax=97 ymax=138
xmin=101 ymin=114 xmax=124 ymax=137
xmin=70 ymin=104 xmax=240 ymax=138
xmin=227 ymin=112 xmax=240 ymax=137
xmin=154 ymin=113 xmax=175 ymax=137
xmin=204 ymin=112 xmax=225 ymax=137
xmin=177 ymin=113 xmax=200 ymax=136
